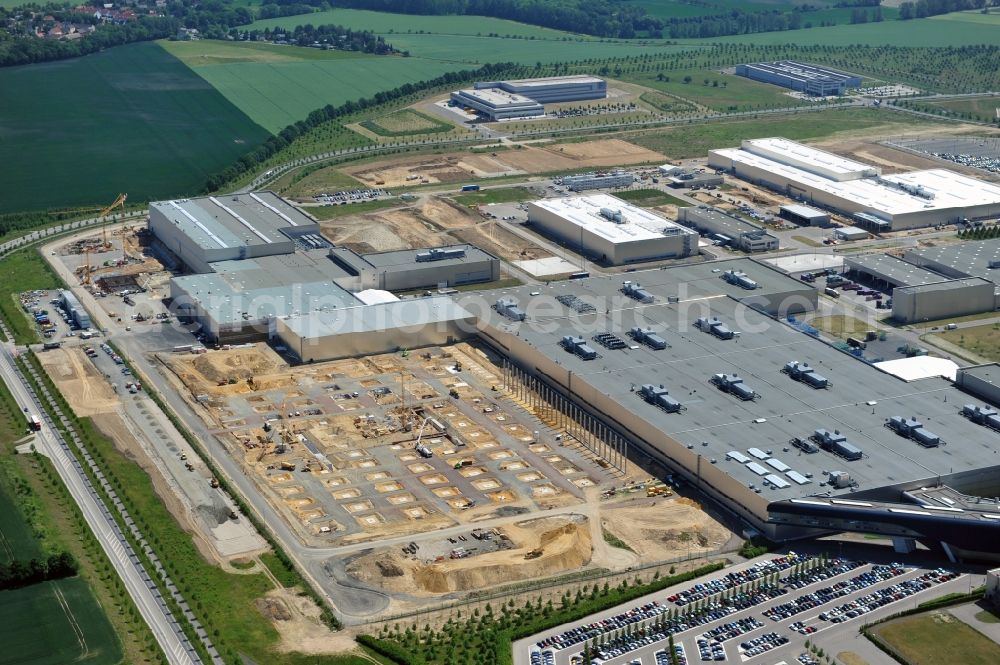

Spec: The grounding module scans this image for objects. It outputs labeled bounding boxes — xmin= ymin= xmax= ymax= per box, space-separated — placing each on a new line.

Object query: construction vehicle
xmin=524 ymin=548 xmax=543 ymax=560
xmin=647 ymin=484 xmax=673 ymax=498
xmin=280 ymin=461 xmax=296 ymax=471
xmin=209 ymin=477 xmax=219 ymax=488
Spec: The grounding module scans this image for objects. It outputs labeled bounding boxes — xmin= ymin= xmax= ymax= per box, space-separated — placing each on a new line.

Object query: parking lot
xmin=518 ymin=551 xmax=976 ymax=665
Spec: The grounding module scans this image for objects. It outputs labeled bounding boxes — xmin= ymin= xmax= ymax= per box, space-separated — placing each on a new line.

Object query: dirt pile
xmin=601 ymin=501 xmax=729 ymax=561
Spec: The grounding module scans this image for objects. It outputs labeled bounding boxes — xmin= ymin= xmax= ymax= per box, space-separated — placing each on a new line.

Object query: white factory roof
xmin=529 ymin=194 xmax=694 ymax=243
xmin=741 ymin=138 xmax=878 ymax=181
xmin=278 ymin=295 xmax=473 ymax=338
xmin=504 ymin=75 xmax=604 ymax=88
xmin=455 ymin=88 xmax=538 ymax=107
xmin=714 ymin=147 xmax=1000 ymax=218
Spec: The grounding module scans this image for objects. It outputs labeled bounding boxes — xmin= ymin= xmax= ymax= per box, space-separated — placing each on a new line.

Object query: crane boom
xmin=100 ymin=193 xmax=128 ymax=249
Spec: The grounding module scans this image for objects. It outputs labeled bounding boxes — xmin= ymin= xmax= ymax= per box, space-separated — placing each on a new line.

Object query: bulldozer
xmin=524 ymin=548 xmax=543 ymax=560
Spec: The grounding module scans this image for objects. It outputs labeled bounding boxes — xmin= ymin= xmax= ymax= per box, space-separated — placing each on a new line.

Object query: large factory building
xmin=452 ymin=75 xmax=605 ymax=120
xmin=526 ymin=194 xmax=698 ymax=265
xmin=464 ymin=262 xmax=1000 ymax=559
xmin=709 ymin=138 xmax=1000 ymax=230
xmin=736 ymin=61 xmax=861 ymax=96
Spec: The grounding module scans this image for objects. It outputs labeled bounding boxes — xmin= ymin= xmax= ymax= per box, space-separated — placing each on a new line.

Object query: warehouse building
xmin=449 ymin=88 xmax=543 ymax=121
xmin=891 ymin=278 xmax=996 ymax=324
xmin=844 ymin=254 xmax=945 ymax=289
xmin=709 ymin=138 xmax=1000 ymax=230
xmin=149 ymin=192 xmax=315 ymax=274
xmin=273 ymin=296 xmax=475 ymax=362
xmin=904 ymin=237 xmax=1000 ymax=283
xmin=465 ymin=261 xmax=1000 ymax=558
xmin=667 ymin=171 xmax=724 ymax=189
xmin=561 ymin=170 xmax=634 ymax=192
xmin=526 ymin=194 xmax=698 ymax=265
xmin=736 ymin=61 xmax=861 ymax=96
xmin=329 ymin=244 xmax=500 ymax=291
xmin=59 ymin=290 xmax=91 ymax=330
xmin=677 ymin=206 xmax=779 ymax=253
xmin=780 ymin=204 xmax=830 ymax=227
xmin=833 ymin=227 xmax=870 ymax=242
xmin=474 ymin=75 xmax=606 ymax=103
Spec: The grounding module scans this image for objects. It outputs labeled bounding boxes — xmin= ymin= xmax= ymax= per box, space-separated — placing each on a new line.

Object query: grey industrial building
xmin=460 ymin=260 xmax=1000 ymax=559
xmin=735 ymin=61 xmax=862 ymax=96
xmin=709 ymin=138 xmax=1000 ymax=231
xmin=526 ymin=194 xmax=698 ymax=265
xmin=329 ymin=244 xmax=500 ymax=291
xmin=151 ymin=193 xmax=490 ymax=344
xmin=453 ymin=75 xmax=606 ymax=121
xmin=678 ymin=206 xmax=779 ymax=253
xmin=59 ymin=290 xmax=91 ymax=330
xmin=561 ymin=170 xmax=634 ymax=192
xmin=780 ymin=204 xmax=830 ymax=227
xmin=667 ymin=172 xmax=724 ymax=189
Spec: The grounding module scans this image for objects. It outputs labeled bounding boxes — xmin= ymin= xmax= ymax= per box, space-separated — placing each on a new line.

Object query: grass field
xmin=0 ymin=250 xmax=60 ymax=345
xmin=937 ymin=323 xmax=1000 ymax=362
xmin=614 ymin=188 xmax=689 ymax=207
xmin=361 ymin=109 xmax=454 ymax=136
xmin=161 ymin=39 xmax=372 ymax=66
xmin=624 ymin=68 xmax=812 ymax=111
xmin=919 ymin=96 xmax=1000 ymax=123
xmin=168 ymin=44 xmax=464 ymax=132
xmin=873 ymin=611 xmax=1000 ymax=665
xmin=701 ymin=13 xmax=1000 ymax=46
xmin=809 ymin=315 xmax=875 ymax=341
xmin=629 ymin=108 xmax=945 ymax=159
xmin=0 ymin=42 xmax=270 ymax=215
xmin=451 ymin=186 xmax=535 ymax=206
xmin=0 ymin=475 xmax=42 ymax=564
xmin=0 ymin=579 xmax=123 ymax=665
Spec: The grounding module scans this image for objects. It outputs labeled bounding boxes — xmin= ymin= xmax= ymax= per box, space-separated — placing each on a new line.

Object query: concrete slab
xmin=514 ymin=256 xmax=581 ymax=276
xmin=763 ymin=253 xmax=844 ymax=274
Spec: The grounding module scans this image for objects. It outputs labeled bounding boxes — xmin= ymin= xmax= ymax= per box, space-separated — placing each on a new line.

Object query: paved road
xmin=514 ymin=549 xmax=982 ymax=665
xmin=0 ymin=339 xmax=200 ymax=665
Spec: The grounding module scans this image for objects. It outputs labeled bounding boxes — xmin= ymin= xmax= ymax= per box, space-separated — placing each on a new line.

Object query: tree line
xmin=202 ymin=61 xmax=520 ymax=192
xmin=0 ymin=551 xmax=78 ymax=591
xmin=233 ymin=24 xmax=397 ymax=53
xmin=898 ymin=0 xmax=987 ymax=19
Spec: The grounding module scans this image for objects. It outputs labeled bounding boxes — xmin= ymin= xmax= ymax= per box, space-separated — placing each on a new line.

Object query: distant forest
xmin=333 ymin=0 xmax=991 ymax=38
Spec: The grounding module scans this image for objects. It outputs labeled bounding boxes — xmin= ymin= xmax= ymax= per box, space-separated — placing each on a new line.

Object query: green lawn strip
xmin=0 ymin=249 xmax=61 ymax=345
xmin=622 ymin=67 xmax=806 ymax=112
xmin=361 ymin=110 xmax=455 ymax=137
xmin=307 ymin=198 xmax=404 ymax=220
xmin=974 ymin=609 xmax=1000 ymax=624
xmin=259 ymin=552 xmax=300 ymax=588
xmin=360 ymin=562 xmax=725 ymax=665
xmin=613 ymin=188 xmax=689 ymax=207
xmin=602 ymin=528 xmax=634 ymax=552
xmin=451 ymin=187 xmax=535 ymax=206
xmin=936 ymin=323 xmax=1000 ymax=362
xmin=871 ymin=610 xmax=1000 ymax=665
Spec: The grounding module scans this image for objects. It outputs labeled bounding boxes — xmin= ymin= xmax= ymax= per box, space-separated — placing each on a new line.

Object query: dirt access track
xmin=346 ymin=139 xmax=666 ymax=188
xmin=36 ymin=346 xmax=119 ymax=416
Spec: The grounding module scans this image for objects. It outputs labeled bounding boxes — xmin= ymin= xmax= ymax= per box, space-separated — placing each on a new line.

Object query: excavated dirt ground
xmin=601 ymin=498 xmax=730 ymax=561
xmin=162 ymin=344 xmax=288 ymax=397
xmin=347 ymin=514 xmax=591 ymax=595
xmin=37 ymin=347 xmax=119 ymax=416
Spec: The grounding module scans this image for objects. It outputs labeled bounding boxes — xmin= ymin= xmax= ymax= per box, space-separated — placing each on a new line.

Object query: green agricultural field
xmin=700 ymin=13 xmax=1000 ymax=46
xmin=0 ymin=579 xmax=123 ymax=665
xmin=174 ymin=47 xmax=464 ymax=132
xmin=630 ymin=108 xmax=945 ymax=159
xmin=0 ymin=42 xmax=271 ymax=215
xmin=361 ymin=109 xmax=454 ymax=137
xmin=161 ymin=38 xmax=371 ymax=67
xmin=624 ymin=68 xmax=808 ymax=111
xmin=873 ymin=611 xmax=1000 ymax=665
xmin=627 ymin=0 xmax=726 ymax=19
xmin=250 ymin=8 xmax=590 ymax=39
xmin=921 ymin=96 xmax=1000 ymax=123
xmin=0 ymin=478 xmax=42 ymax=564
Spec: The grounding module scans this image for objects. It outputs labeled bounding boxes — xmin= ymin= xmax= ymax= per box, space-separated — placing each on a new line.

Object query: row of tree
xmin=203 ymin=61 xmax=519 ymax=192
xmin=236 ymin=24 xmax=397 ymax=53
xmin=898 ymin=0 xmax=987 ymax=19
xmin=0 ymin=552 xmax=78 ymax=591
xmin=0 ymin=16 xmax=178 ymax=67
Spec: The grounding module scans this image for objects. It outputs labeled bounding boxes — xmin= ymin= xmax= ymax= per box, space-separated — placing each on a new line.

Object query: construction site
xmin=155 ymin=339 xmax=732 ymax=603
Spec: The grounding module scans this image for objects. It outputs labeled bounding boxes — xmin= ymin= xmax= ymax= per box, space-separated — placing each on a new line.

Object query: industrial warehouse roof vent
xmin=621 ymin=281 xmax=655 ymax=304
xmin=416 ymin=247 xmax=467 ymax=262
xmin=494 ymin=298 xmax=526 ymax=321
xmin=782 ymin=360 xmax=830 ymax=389
xmin=555 ymin=294 xmax=597 ymax=313
xmin=721 ymin=269 xmax=759 ymax=290
xmin=628 ymin=326 xmax=669 ymax=349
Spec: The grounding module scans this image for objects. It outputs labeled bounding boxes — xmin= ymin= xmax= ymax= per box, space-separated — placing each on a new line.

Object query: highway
xmin=0 ymin=328 xmax=202 ymax=665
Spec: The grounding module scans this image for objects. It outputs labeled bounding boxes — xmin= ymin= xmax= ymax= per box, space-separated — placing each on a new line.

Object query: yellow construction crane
xmin=50 ymin=193 xmax=128 ymax=250
xmin=81 ymin=247 xmax=92 ymax=285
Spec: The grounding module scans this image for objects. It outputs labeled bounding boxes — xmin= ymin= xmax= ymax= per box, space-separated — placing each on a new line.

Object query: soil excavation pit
xmin=375 ymin=481 xmax=404 ymax=493
xmin=325 ymin=477 xmax=349 ymax=487
xmin=516 ymin=471 xmax=543 ymax=483
xmin=386 ymin=493 xmax=415 ymax=505
xmin=459 ymin=466 xmax=487 ymax=478
xmin=399 ymin=452 xmax=419 ymax=463
xmin=408 ymin=463 xmax=433 ymax=474
xmin=573 ymin=477 xmax=596 ymax=488
xmin=275 ymin=485 xmax=305 ymax=497
xmin=420 ymin=473 xmax=448 ymax=485
xmin=332 ymin=488 xmax=362 ymax=501
xmin=343 ymin=500 xmax=374 ymax=514
xmin=471 ymin=478 xmax=502 ymax=492
xmin=557 ymin=463 xmax=581 ymax=476
xmin=529 ymin=444 xmax=552 ymax=454
xmin=354 ymin=459 xmax=379 ymax=469
xmin=355 ymin=513 xmax=386 ymax=527
xmin=488 ymin=450 xmax=514 ymax=461
xmin=432 ymin=486 xmax=461 ymax=498
xmin=502 ymin=460 xmax=528 ymax=471
xmin=366 ymin=471 xmax=391 ymax=482
xmin=268 ymin=473 xmax=294 ymax=484
xmin=488 ymin=489 xmax=516 ymax=503
xmin=532 ymin=484 xmax=560 ymax=498
xmin=403 ymin=506 xmax=433 ymax=520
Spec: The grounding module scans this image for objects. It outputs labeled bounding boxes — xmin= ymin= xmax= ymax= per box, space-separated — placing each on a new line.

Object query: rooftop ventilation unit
xmin=621 ymin=281 xmax=655 ymax=304
xmin=811 ymin=429 xmax=863 ymax=461
xmin=782 ymin=360 xmax=830 ymax=389
xmin=789 ymin=437 xmax=819 ymax=454
xmin=494 ymin=298 xmax=526 ymax=321
xmin=592 ymin=333 xmax=627 ymax=350
xmin=415 ymin=247 xmax=466 ymax=262
xmin=555 ymin=294 xmax=596 ymax=314
xmin=628 ymin=326 xmax=669 ymax=349
xmin=721 ymin=269 xmax=759 ymax=290
xmin=710 ymin=373 xmax=758 ymax=401
xmin=887 ymin=416 xmax=942 ymax=447
xmin=695 ymin=317 xmax=734 ymax=340
xmin=637 ymin=384 xmax=684 ymax=413
xmin=961 ymin=404 xmax=1000 ymax=431
xmin=560 ymin=335 xmax=597 ymax=360
xmin=828 ymin=470 xmax=854 ymax=489
xmin=600 ymin=207 xmax=625 ymax=224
